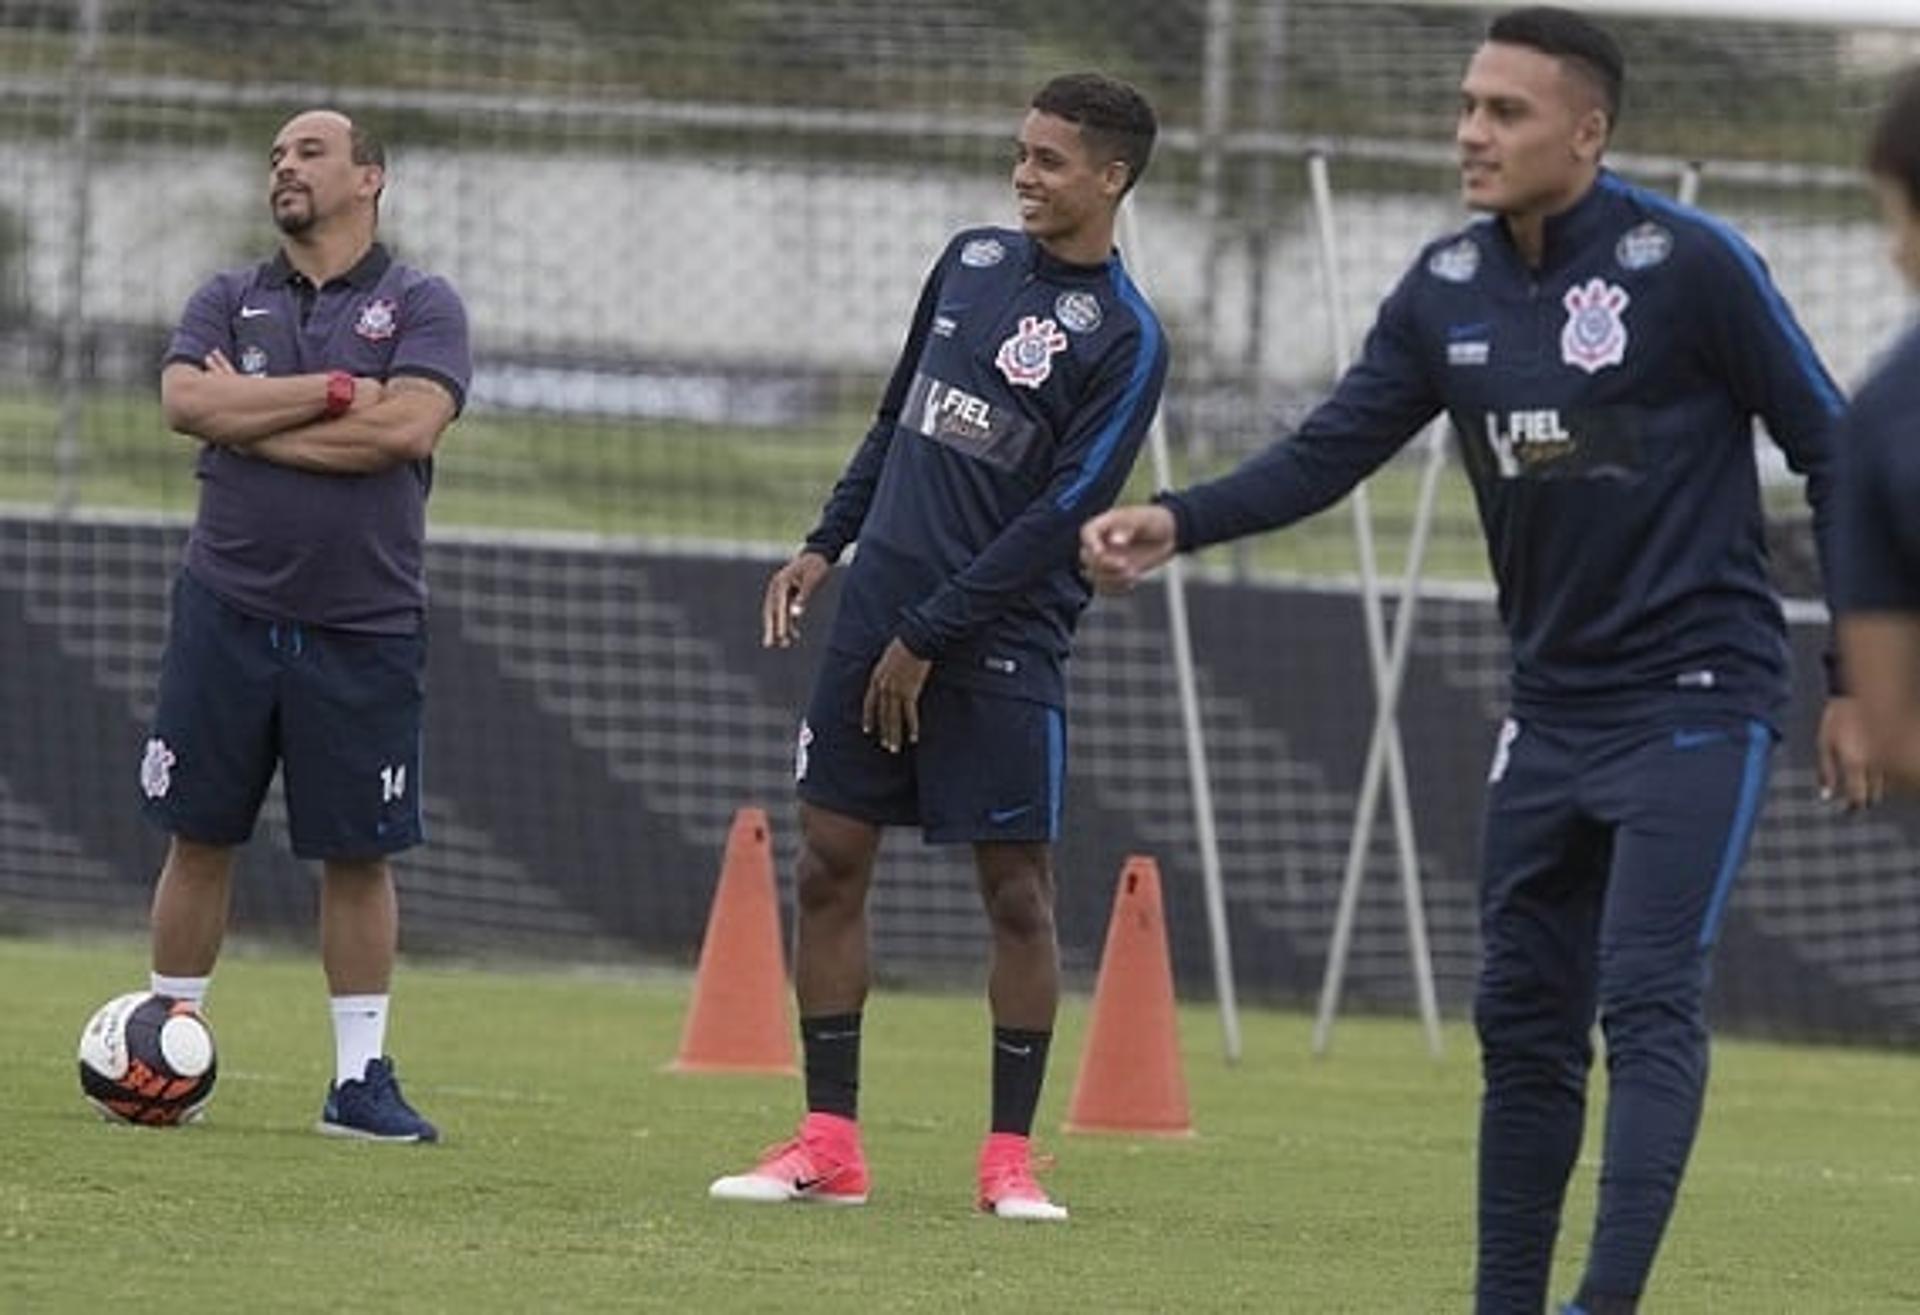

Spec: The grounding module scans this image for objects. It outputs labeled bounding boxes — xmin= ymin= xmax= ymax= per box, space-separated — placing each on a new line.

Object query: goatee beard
xmin=273 ymin=199 xmax=313 ymax=235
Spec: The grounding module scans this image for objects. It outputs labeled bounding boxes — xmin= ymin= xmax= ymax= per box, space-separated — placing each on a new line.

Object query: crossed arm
xmin=160 ymin=351 xmax=456 ymax=473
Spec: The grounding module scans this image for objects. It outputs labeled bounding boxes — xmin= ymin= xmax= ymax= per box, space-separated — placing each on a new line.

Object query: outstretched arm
xmin=1084 ymin=269 xmax=1440 ymax=590
xmin=1079 ymin=501 xmax=1178 ymax=592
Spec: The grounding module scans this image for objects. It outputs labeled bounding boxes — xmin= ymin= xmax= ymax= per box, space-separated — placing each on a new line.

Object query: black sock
xmin=990 ymin=1025 xmax=1053 ymax=1136
xmin=801 ymin=1012 xmax=862 ymax=1120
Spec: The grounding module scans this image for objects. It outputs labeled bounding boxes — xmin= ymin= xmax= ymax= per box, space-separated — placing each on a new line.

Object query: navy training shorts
xmin=139 ymin=571 xmax=425 ymax=861
xmin=795 ymin=648 xmax=1065 ymax=844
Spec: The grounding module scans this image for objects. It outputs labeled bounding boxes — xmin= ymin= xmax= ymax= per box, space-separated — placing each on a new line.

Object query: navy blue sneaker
xmin=316 ymin=1057 xmax=439 ymax=1143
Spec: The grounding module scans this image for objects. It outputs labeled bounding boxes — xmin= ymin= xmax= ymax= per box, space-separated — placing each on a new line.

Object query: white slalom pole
xmin=1385 ymin=425 xmax=1448 ymax=1055
xmin=1118 ymin=202 xmax=1243 ymax=1064
xmin=1304 ymin=152 xmax=1444 ymax=1057
xmin=1313 ymin=423 xmax=1448 ymax=1058
xmin=1677 ymin=160 xmax=1703 ymax=207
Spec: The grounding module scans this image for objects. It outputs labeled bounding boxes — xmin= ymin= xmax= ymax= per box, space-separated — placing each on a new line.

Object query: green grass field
xmin=4 ymin=937 xmax=1917 ymax=1313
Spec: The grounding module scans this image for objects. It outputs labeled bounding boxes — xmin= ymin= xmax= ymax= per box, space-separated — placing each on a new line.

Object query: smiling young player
xmin=708 ymin=73 xmax=1166 ymax=1221
xmin=1081 ymin=9 xmax=1871 ymax=1310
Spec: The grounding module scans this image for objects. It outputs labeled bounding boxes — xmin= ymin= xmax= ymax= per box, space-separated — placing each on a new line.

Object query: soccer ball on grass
xmin=77 ymin=991 xmax=217 ymax=1126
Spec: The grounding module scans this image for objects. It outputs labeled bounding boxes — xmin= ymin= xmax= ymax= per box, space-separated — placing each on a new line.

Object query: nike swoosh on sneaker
xmin=239 ymin=306 xmax=271 ymax=318
xmin=791 ymin=1175 xmax=826 ymax=1192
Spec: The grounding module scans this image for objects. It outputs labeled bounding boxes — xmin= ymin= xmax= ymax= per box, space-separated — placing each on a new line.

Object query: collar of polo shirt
xmin=263 ymin=242 xmax=393 ymax=290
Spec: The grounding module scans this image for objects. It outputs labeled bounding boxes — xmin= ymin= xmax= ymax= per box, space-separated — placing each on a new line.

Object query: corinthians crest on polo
xmin=354 ymin=297 xmax=399 ymax=341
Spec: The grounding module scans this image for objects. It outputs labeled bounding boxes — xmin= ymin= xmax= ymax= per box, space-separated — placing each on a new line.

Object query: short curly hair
xmin=1030 ymin=73 xmax=1158 ymax=197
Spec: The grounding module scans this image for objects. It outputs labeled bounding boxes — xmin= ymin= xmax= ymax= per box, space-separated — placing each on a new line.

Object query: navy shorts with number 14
xmin=140 ymin=571 xmax=425 ymax=861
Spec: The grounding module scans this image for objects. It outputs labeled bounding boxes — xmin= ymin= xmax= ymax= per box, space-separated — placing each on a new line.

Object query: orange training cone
xmin=670 ymin=807 xmax=798 ymax=1074
xmin=1064 ymin=855 xmax=1194 ymax=1136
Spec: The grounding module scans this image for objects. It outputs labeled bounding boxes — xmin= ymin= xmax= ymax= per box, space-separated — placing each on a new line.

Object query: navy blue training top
xmin=1164 ymin=171 xmax=1844 ymax=723
xmin=1834 ymin=321 xmax=1920 ymax=613
xmin=807 ymin=227 xmax=1169 ymax=706
xmin=165 ymin=244 xmax=472 ymax=635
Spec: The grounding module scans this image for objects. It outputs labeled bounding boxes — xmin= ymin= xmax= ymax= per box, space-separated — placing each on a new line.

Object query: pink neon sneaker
xmin=709 ymin=1111 xmax=870 ymax=1206
xmin=977 ymin=1132 xmax=1068 ymax=1222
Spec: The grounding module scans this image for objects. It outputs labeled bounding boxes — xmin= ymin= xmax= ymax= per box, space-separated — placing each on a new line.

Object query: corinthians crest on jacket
xmin=1560 ymin=278 xmax=1629 ymax=374
xmin=995 ymin=315 xmax=1069 ymax=389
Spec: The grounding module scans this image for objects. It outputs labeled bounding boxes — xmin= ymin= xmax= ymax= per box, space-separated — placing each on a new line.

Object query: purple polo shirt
xmin=164 ymin=243 xmax=471 ymax=634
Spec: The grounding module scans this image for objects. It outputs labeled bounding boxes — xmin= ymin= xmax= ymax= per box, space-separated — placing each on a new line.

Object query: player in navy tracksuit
xmin=1837 ymin=68 xmax=1920 ymax=794
xmin=709 ymin=74 xmax=1168 ymax=1220
xmin=1084 ymin=10 xmax=1874 ymax=1311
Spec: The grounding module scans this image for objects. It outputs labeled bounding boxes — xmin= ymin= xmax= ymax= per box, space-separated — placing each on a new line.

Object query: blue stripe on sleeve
xmin=1054 ymin=259 xmax=1163 ymax=511
xmin=1618 ymin=176 xmax=1845 ymax=419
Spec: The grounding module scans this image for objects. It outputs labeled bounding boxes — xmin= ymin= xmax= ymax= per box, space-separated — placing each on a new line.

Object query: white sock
xmin=151 ymin=972 xmax=211 ymax=1007
xmin=330 ymin=994 xmax=390 ymax=1086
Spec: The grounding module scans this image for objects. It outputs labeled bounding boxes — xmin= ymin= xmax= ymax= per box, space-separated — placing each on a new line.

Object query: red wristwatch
xmin=322 ymin=370 xmax=355 ymax=419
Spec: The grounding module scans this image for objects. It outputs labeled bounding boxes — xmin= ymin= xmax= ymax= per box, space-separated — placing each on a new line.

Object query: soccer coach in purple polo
xmin=140 ymin=108 xmax=470 ymax=1143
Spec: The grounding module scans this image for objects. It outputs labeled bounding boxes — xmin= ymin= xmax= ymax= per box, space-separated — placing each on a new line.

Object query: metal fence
xmin=2 ymin=0 xmax=1916 ymax=1043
